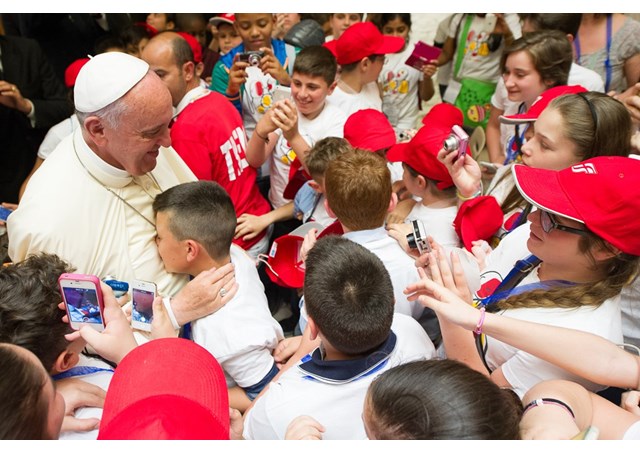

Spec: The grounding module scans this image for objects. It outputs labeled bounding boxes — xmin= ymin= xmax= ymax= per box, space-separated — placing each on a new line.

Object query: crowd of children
xmin=2 ymin=12 xmax=640 ymax=441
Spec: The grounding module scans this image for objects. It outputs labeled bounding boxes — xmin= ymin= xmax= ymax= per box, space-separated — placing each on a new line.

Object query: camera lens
xmin=406 ymin=233 xmax=418 ymax=250
xmin=443 ymin=135 xmax=459 ymax=151
xmin=248 ymin=54 xmax=261 ymax=66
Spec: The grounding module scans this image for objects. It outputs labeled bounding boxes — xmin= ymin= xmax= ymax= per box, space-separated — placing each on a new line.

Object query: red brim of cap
xmin=386 ymin=142 xmax=409 ymax=163
xmin=376 ymin=35 xmax=406 ymax=56
xmin=511 ymin=164 xmax=583 ymax=223
xmin=323 ymin=40 xmax=338 ymax=58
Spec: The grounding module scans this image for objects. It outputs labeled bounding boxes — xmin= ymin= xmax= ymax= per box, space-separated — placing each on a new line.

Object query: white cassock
xmin=8 ymin=129 xmax=196 ymax=297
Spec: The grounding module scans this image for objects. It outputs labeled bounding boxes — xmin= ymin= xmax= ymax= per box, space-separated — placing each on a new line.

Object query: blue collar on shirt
xmin=298 ymin=331 xmax=397 ymax=384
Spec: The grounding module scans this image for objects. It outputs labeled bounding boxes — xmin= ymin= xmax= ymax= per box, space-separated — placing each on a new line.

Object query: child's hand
xmin=235 ymin=213 xmax=270 ymax=241
xmin=299 ymin=228 xmax=318 ymax=264
xmin=285 ymin=415 xmax=325 ymax=440
xmin=386 ymin=222 xmax=416 ymax=256
xmin=437 ymin=146 xmax=482 ymax=199
xmin=259 ymin=47 xmax=291 ymax=86
xmin=151 ymin=296 xmax=179 ymax=339
xmin=229 ymin=407 xmax=245 ymax=440
xmin=227 ymin=56 xmax=250 ymax=95
xmin=421 ymin=62 xmax=438 ymax=79
xmin=273 ymin=335 xmax=302 ymax=367
xmin=470 ymin=239 xmax=492 ymax=271
xmin=271 ymin=99 xmax=299 ymax=140
xmin=621 ymin=390 xmax=640 ymax=416
xmin=57 ymin=378 xmax=104 ymax=433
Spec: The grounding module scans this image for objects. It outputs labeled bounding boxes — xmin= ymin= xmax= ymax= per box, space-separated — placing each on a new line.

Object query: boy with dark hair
xmin=241 ymin=45 xmax=346 ymax=234
xmin=210 ymin=13 xmax=297 ymax=137
xmin=0 ymin=253 xmax=113 ymax=439
xmin=243 ymin=236 xmax=435 ymax=439
xmin=152 ymin=181 xmax=284 ymax=411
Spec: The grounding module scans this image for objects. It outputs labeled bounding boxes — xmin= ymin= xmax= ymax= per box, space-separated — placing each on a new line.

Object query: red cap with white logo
xmin=512 ymin=156 xmax=640 ymax=256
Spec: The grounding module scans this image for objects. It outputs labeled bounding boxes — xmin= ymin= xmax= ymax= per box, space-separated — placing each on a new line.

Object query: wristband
xmin=162 ymin=296 xmax=181 ymax=330
xmin=473 ymin=306 xmax=486 ymax=335
xmin=522 ymin=398 xmax=575 ymax=419
xmin=255 ymin=130 xmax=270 ymax=144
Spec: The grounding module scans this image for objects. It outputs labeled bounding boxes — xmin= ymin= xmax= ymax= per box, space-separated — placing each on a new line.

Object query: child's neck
xmin=420 ymin=190 xmax=456 ymax=209
xmin=190 ymin=254 xmax=232 ymax=278
xmin=338 ymin=72 xmax=364 ymax=94
xmin=537 ymin=261 xmax=607 ymax=284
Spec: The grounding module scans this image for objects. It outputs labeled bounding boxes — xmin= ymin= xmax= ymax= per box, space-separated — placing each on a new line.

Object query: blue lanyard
xmin=480 ymin=254 xmax=541 ymax=307
xmin=504 ymin=104 xmax=528 ymax=165
xmin=575 ymin=15 xmax=613 ymax=92
xmin=53 ymin=366 xmax=114 ymax=381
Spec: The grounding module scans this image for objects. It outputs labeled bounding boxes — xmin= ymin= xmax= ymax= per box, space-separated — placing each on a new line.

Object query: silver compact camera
xmin=406 ymin=220 xmax=431 ymax=255
xmin=238 ymin=51 xmax=265 ymax=66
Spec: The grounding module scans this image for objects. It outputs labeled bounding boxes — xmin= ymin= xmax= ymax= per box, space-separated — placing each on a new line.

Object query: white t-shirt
xmin=38 ymin=114 xmax=80 ymax=160
xmin=191 ymin=245 xmax=284 ymax=388
xmin=379 ymin=43 xmax=423 ymax=132
xmin=447 ymin=14 xmax=522 ymax=83
xmin=623 ymin=421 xmax=640 ymax=440
xmin=620 ymin=276 xmax=640 ymax=349
xmin=269 ymin=102 xmax=346 ymax=209
xmin=490 ymin=63 xmax=605 ymax=159
xmin=57 ymin=354 xmax=113 ymax=440
xmin=405 ymin=203 xmax=460 ymax=250
xmin=326 ymin=81 xmax=382 ymax=118
xmin=243 ymin=313 xmax=436 ymax=440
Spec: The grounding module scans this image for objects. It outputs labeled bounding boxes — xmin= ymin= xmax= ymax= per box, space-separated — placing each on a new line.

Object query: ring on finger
xmin=219 ymin=287 xmax=227 ymax=298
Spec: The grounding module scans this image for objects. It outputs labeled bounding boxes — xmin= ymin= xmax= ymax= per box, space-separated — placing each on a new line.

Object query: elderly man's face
xmin=101 ymin=73 xmax=173 ymax=175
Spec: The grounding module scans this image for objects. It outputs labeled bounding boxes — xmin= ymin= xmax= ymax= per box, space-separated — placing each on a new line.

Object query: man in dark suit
xmin=0 ymin=33 xmax=72 ymax=203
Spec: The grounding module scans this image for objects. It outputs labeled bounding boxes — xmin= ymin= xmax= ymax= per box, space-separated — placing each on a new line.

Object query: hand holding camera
xmin=443 ymin=125 xmax=469 ymax=161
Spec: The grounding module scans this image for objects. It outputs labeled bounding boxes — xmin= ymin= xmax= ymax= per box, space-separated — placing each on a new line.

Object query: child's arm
xmin=228 ymin=386 xmax=252 ymax=414
xmin=419 ymin=64 xmax=436 ymax=103
xmin=211 ymin=57 xmax=249 ymax=115
xmin=259 ymin=47 xmax=292 ymax=87
xmin=235 ymin=202 xmax=294 ymax=242
xmin=486 ymin=105 xmax=505 ymax=164
xmin=245 ymin=110 xmax=279 ymax=168
xmin=386 ymin=197 xmax=416 ymax=225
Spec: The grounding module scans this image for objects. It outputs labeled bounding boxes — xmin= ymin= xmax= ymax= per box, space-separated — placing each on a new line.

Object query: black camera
xmin=238 ymin=51 xmax=265 ymax=66
xmin=406 ymin=220 xmax=431 ymax=255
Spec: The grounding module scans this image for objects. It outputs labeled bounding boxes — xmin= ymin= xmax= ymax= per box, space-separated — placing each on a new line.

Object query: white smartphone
xmin=131 ymin=279 xmax=157 ymax=332
xmin=479 ymin=161 xmax=499 ymax=174
xmin=484 ymin=13 xmax=497 ymax=32
xmin=58 ymin=273 xmax=105 ymax=331
xmin=272 ymin=85 xmax=292 ymax=103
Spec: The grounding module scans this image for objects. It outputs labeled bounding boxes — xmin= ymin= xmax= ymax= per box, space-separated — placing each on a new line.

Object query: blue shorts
xmin=243 ymin=361 xmax=279 ymax=401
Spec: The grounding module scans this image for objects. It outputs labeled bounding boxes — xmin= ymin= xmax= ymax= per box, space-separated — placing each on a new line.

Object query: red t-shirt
xmin=171 ymin=90 xmax=271 ymax=249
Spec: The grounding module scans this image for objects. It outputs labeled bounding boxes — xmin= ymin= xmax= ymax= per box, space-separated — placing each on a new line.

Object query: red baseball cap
xmin=64 ymin=58 xmax=90 ymax=88
xmin=324 ymin=22 xmax=404 ymax=65
xmin=344 ymin=109 xmax=396 ymax=151
xmin=263 ymin=221 xmax=344 ymax=288
xmin=453 ymin=195 xmax=504 ymax=252
xmin=386 ymin=104 xmax=463 ymax=190
xmin=512 ymin=156 xmax=640 ymax=256
xmin=98 ymin=338 xmax=230 ymax=440
xmin=209 ymin=14 xmax=235 ymax=27
xmin=500 ymin=85 xmax=588 ymax=125
xmin=176 ymin=31 xmax=203 ymax=63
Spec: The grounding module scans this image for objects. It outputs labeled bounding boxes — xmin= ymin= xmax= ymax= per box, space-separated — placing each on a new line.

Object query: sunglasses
xmin=540 ymin=210 xmax=589 ymax=237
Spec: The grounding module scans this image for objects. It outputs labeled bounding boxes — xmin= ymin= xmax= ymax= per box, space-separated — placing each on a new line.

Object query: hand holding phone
xmin=479 ymin=161 xmax=499 ymax=175
xmin=404 ymin=41 xmax=442 ymax=71
xmin=272 ymin=85 xmax=292 ymax=103
xmin=59 ymin=273 xmax=106 ymax=331
xmin=131 ymin=279 xmax=157 ymax=332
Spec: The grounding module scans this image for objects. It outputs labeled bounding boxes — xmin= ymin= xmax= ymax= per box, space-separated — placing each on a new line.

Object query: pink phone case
xmin=404 ymin=41 xmax=442 ymax=71
xmin=58 ymin=273 xmax=105 ymax=329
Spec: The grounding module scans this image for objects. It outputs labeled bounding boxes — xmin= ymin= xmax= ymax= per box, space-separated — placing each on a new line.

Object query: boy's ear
xmin=324 ymin=197 xmax=337 ymax=219
xmin=387 ymin=192 xmax=398 ymax=213
xmin=308 ymin=180 xmax=322 ymax=192
xmin=416 ymin=174 xmax=428 ymax=190
xmin=51 ymin=349 xmax=81 ymax=374
xmin=185 ymin=239 xmax=201 ymax=263
xmin=326 ymin=80 xmax=338 ymax=96
xmin=307 ymin=316 xmax=319 ymax=341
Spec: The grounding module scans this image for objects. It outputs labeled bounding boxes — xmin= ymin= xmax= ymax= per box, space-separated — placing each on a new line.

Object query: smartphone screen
xmin=62 ymin=285 xmax=104 ymax=327
xmin=131 ymin=283 xmax=156 ymax=331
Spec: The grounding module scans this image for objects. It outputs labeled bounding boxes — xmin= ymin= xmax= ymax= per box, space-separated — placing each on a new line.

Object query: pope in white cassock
xmin=7 ymin=52 xmax=235 ymax=327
